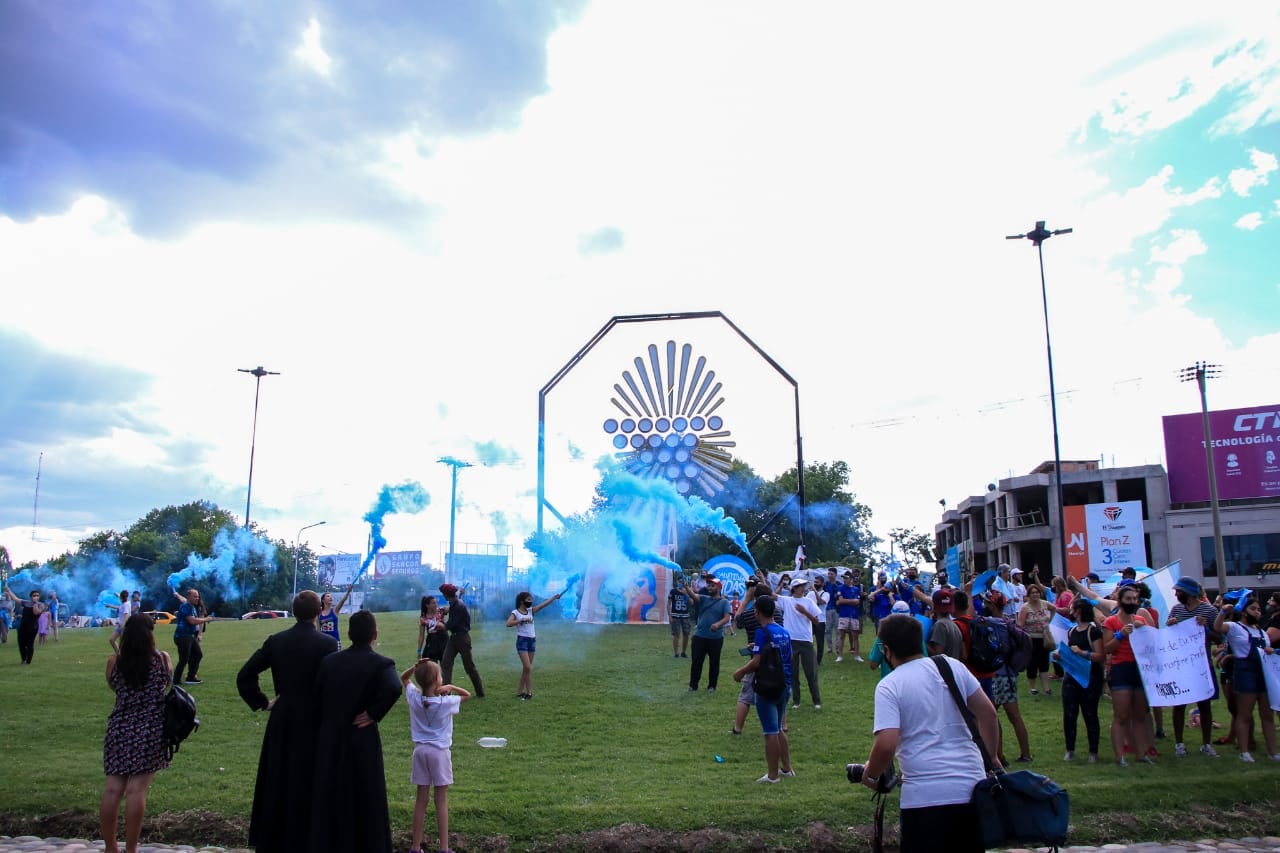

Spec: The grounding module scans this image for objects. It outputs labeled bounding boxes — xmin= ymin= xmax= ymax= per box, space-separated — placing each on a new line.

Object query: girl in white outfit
xmin=401 ymin=659 xmax=470 ymax=853
xmin=505 ymin=590 xmax=563 ymax=700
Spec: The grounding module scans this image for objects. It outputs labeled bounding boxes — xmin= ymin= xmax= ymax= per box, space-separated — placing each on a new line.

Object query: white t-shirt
xmin=872 ymin=655 xmax=987 ymax=809
xmin=1225 ymin=621 xmax=1269 ymax=659
xmin=809 ymin=590 xmax=828 ymax=624
xmin=777 ymin=595 xmax=820 ymax=643
xmin=406 ymin=682 xmax=462 ymax=748
xmin=510 ymin=608 xmax=535 ymax=639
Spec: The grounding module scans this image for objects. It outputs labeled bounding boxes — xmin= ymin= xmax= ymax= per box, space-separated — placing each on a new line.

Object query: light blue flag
xmin=1055 ymin=640 xmax=1091 ymax=688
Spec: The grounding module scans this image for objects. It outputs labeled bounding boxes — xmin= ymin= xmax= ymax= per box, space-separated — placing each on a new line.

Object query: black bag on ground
xmin=933 ymin=656 xmax=1070 ymax=851
xmin=163 ymin=684 xmax=200 ymax=760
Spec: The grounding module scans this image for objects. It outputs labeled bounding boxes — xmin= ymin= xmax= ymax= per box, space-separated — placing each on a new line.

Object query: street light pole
xmin=293 ymin=520 xmax=327 ymax=601
xmin=238 ymin=365 xmax=280 ymax=530
xmin=1007 ymin=221 xmax=1074 ymax=579
xmin=437 ymin=457 xmax=472 ymax=579
xmin=1179 ymin=362 xmax=1228 ymax=594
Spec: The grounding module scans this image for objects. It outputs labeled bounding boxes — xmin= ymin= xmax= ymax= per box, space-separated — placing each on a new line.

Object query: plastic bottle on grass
xmin=477 ymin=737 xmax=508 ymax=748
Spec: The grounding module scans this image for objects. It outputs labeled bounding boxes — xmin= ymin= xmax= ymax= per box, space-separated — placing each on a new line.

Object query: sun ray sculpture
xmin=603 ymin=341 xmax=736 ymax=498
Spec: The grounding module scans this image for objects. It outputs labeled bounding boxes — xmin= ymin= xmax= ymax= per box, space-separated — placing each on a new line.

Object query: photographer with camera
xmin=855 ymin=613 xmax=999 ymax=852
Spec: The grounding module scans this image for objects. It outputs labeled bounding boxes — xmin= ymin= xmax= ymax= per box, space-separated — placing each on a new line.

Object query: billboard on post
xmin=1163 ymin=404 xmax=1280 ymax=503
xmin=318 ymin=553 xmax=361 ymax=587
xmin=1063 ymin=501 xmax=1148 ymax=576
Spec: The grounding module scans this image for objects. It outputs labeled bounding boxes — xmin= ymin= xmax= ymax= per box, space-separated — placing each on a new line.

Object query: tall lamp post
xmin=437 ymin=457 xmax=472 ymax=579
xmin=1007 ymin=220 xmax=1073 ymax=578
xmin=1179 ymin=362 xmax=1228 ymax=594
xmin=293 ymin=520 xmax=327 ymax=600
xmin=238 ymin=365 xmax=280 ymax=529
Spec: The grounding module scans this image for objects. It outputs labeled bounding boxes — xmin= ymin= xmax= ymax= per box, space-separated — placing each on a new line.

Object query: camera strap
xmin=933 ymin=656 xmax=999 ymax=776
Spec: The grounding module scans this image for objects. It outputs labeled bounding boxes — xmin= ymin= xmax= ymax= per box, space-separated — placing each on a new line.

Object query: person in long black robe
xmin=236 ymin=591 xmax=337 ymax=853
xmin=311 ymin=609 xmax=403 ymax=853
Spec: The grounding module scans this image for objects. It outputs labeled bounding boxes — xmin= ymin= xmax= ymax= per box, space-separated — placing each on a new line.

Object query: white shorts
xmin=839 ymin=617 xmax=861 ymax=633
xmin=411 ymin=743 xmax=454 ymax=787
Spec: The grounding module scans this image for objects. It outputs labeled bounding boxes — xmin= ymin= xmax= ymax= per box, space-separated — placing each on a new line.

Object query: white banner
xmin=1261 ymin=651 xmax=1280 ymax=712
xmin=1129 ymin=620 xmax=1215 ymax=707
xmin=1084 ymin=500 xmax=1148 ymax=574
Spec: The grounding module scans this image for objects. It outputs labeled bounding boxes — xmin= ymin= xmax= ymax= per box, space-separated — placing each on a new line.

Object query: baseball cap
xmin=1085 ymin=572 xmax=1101 ymax=583
xmin=932 ymin=589 xmax=954 ymax=614
xmin=790 ymin=577 xmax=808 ymax=589
xmin=1011 ymin=567 xmax=1024 ymax=576
xmin=438 ymin=583 xmax=459 ymax=597
xmin=891 ymin=600 xmax=911 ymax=613
xmin=1174 ymin=577 xmax=1202 ymax=597
xmin=843 ymin=569 xmax=854 ymax=578
xmin=1121 ymin=566 xmax=1137 ymax=576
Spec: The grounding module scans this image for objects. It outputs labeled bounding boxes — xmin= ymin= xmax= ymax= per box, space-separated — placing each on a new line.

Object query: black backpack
xmin=163 ymin=684 xmax=200 ymax=760
xmin=966 ymin=616 xmax=1008 ymax=673
xmin=754 ymin=629 xmax=787 ymax=698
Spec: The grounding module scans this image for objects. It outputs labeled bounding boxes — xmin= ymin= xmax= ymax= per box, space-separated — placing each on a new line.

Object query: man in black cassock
xmin=311 ymin=609 xmax=403 ymax=853
xmin=237 ymin=590 xmax=338 ymax=853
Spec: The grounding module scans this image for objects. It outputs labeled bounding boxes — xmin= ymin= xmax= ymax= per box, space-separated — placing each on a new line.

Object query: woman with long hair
xmin=418 ymin=595 xmax=448 ymax=662
xmin=318 ymin=584 xmax=354 ymax=649
xmin=1215 ymin=595 xmax=1278 ymax=762
xmin=1061 ymin=596 xmax=1105 ymax=762
xmin=1103 ymin=582 xmax=1155 ymax=766
xmin=100 ymin=613 xmax=172 ymax=853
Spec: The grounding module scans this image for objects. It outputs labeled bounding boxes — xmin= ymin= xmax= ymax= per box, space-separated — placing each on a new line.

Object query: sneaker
xmin=855 ymin=656 xmax=865 ymax=663
xmin=729 ymin=728 xmax=742 ymax=735
xmin=1117 ymin=758 xmax=1129 ymax=767
xmin=813 ymin=704 xmax=821 ymax=711
xmin=779 ymin=768 xmax=796 ymax=777
xmin=1087 ymin=754 xmax=1098 ymax=764
xmin=1200 ymin=744 xmax=1219 ymax=758
xmin=756 ymin=774 xmax=779 ymax=784
xmin=680 ymin=653 xmax=688 ymax=658
xmin=1271 ymin=754 xmax=1280 ymax=762
xmin=1044 ymin=689 xmax=1052 ymax=696
xmin=1063 ymin=751 xmax=1074 ymax=761
xmin=688 ymin=687 xmax=697 ymax=692
xmin=1155 ymin=729 xmax=1167 ymax=739
xmin=673 ymin=653 xmax=679 ymax=658
xmin=184 ymin=678 xmax=202 ymax=685
xmin=1139 ymin=755 xmax=1156 ymax=765
xmin=791 ymin=704 xmax=800 ymax=710
xmin=707 ymin=687 xmax=716 ymax=694
xmin=1241 ymin=752 xmax=1256 ymax=763
xmin=835 ymin=656 xmax=844 ymax=663
xmin=1030 ymin=688 xmax=1038 ymax=695
xmin=1174 ymin=743 xmax=1188 ymax=757
xmin=1015 ymin=755 xmax=1033 ymax=763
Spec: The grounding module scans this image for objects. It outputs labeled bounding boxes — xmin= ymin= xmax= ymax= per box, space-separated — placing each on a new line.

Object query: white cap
xmin=1011 ymin=567 xmax=1024 ymax=576
xmin=790 ymin=577 xmax=808 ymax=589
xmin=891 ymin=601 xmax=911 ymax=613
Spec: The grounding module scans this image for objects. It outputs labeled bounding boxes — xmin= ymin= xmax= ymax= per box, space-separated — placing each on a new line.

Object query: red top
xmin=1103 ymin=611 xmax=1152 ymax=665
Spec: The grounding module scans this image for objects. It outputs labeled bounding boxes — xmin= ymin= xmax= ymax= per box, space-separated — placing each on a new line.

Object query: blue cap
xmin=1085 ymin=572 xmax=1101 ymax=582
xmin=1173 ymin=577 xmax=1202 ymax=597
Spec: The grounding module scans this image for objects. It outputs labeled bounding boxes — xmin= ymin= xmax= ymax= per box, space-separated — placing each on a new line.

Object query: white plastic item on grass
xmin=477 ymin=737 xmax=508 ymax=748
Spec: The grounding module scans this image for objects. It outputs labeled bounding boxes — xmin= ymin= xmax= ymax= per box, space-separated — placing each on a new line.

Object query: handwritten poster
xmin=1129 ymin=620 xmax=1215 ymax=707
xmin=1261 ymin=651 xmax=1280 ymax=713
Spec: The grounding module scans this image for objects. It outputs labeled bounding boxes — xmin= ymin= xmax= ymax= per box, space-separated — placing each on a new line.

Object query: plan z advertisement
xmin=1064 ymin=500 xmax=1149 ymax=577
xmin=1163 ymin=404 xmax=1280 ymax=503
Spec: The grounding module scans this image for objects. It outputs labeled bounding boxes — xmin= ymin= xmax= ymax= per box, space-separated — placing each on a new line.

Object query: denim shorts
xmin=1233 ymin=662 xmax=1266 ymax=696
xmin=754 ymin=686 xmax=791 ymax=735
xmin=1109 ymin=660 xmax=1142 ymax=691
xmin=516 ymin=635 xmax=536 ymax=654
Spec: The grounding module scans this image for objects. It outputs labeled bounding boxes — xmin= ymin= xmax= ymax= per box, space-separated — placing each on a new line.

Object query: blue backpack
xmin=966 ymin=616 xmax=1008 ymax=673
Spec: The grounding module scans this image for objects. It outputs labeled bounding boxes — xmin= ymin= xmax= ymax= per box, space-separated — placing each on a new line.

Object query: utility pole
xmin=437 ymin=457 xmax=472 ymax=579
xmin=238 ymin=366 xmax=280 ymax=529
xmin=1179 ymin=362 xmax=1228 ymax=594
xmin=1007 ymin=220 xmax=1074 ymax=579
xmin=32 ymin=452 xmax=42 ymax=541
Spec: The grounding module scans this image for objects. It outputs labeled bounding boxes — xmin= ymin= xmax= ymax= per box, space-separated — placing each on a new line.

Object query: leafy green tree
xmin=887 ymin=526 xmax=935 ymax=567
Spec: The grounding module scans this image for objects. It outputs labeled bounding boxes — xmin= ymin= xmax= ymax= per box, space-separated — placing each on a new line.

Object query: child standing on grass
xmin=402 ymin=659 xmax=470 ymax=853
xmin=505 ymin=590 xmax=563 ymax=700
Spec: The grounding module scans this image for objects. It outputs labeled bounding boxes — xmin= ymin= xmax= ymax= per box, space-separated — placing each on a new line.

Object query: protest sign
xmin=1129 ymin=619 xmax=1214 ymax=707
xmin=1055 ymin=640 xmax=1091 ymax=688
xmin=1261 ymin=651 xmax=1280 ymax=713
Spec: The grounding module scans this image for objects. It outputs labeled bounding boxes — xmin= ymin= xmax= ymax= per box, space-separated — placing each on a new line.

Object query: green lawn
xmin=3 ymin=614 xmax=1279 ymax=850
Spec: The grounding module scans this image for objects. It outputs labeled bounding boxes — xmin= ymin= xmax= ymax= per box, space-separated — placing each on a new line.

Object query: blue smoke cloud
xmin=472 ymin=440 xmax=521 ymax=466
xmin=168 ymin=526 xmax=277 ymax=600
xmin=357 ymin=481 xmax=431 ymax=580
xmin=7 ymin=555 xmax=142 ymax=617
xmin=489 ymin=510 xmax=510 ymax=544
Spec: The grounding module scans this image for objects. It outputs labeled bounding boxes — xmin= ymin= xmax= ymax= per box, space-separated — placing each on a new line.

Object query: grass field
xmin=3 ymin=613 xmax=1280 ymax=851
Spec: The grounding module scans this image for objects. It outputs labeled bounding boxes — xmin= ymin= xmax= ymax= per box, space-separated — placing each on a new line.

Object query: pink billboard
xmin=1163 ymin=404 xmax=1280 ymax=503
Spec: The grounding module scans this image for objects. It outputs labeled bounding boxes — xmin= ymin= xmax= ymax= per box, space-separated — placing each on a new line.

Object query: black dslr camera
xmin=846 ymin=762 xmax=898 ymax=793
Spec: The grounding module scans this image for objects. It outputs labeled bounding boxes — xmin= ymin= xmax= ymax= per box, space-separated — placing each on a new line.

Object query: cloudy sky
xmin=2 ymin=1 xmax=1278 ymax=571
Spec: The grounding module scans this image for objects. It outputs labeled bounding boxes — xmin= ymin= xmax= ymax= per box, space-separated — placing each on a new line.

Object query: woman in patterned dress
xmin=99 ymin=613 xmax=172 ymax=853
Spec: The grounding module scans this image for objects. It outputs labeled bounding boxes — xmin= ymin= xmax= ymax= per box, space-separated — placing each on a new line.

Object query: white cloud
xmin=1228 ymin=148 xmax=1279 ymax=196
xmin=1150 ymin=229 xmax=1208 ymax=266
xmin=1236 ymin=212 xmax=1265 ymax=230
xmin=294 ymin=17 xmax=333 ymax=77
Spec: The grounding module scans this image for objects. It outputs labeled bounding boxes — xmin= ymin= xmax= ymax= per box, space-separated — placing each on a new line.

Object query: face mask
xmin=1120 ymin=601 xmax=1140 ymax=615
xmin=1245 ymin=612 xmax=1260 ymax=625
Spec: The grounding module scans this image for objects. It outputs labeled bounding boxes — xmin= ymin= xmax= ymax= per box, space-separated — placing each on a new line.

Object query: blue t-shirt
xmin=898 ymin=579 xmax=928 ymax=616
xmin=175 ymin=602 xmax=199 ymax=639
xmin=752 ymin=622 xmax=793 ymax=683
xmin=693 ymin=595 xmax=731 ymax=639
xmin=870 ymin=584 xmax=895 ymax=620
xmin=668 ymin=589 xmax=690 ymax=618
xmin=836 ymin=584 xmax=862 ymax=619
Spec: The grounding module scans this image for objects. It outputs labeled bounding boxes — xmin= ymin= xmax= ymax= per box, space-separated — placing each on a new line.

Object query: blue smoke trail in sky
xmin=7 ymin=556 xmax=143 ymax=617
xmin=611 ymin=519 xmax=682 ymax=571
xmin=357 ymin=481 xmax=431 ymax=581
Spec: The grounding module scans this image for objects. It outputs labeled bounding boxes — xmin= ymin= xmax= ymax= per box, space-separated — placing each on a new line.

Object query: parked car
xmin=241 ymin=610 xmax=289 ymax=620
xmin=144 ymin=611 xmax=176 ymax=624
